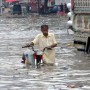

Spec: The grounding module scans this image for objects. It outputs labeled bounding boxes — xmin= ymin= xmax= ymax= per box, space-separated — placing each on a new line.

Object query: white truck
xmin=71 ymin=0 xmax=90 ymax=53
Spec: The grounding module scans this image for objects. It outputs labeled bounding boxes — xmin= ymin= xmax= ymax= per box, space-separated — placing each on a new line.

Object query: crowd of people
xmin=2 ymin=1 xmax=69 ymax=16
xmin=39 ymin=3 xmax=69 ymax=15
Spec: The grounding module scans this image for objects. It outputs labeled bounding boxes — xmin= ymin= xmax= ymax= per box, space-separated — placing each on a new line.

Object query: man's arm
xmin=22 ymin=34 xmax=40 ymax=48
xmin=27 ymin=42 xmax=34 ymax=47
xmin=50 ymin=33 xmax=57 ymax=48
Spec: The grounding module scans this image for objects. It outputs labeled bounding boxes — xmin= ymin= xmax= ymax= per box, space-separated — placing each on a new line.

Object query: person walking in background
xmin=57 ymin=4 xmax=61 ymax=16
xmin=60 ymin=3 xmax=64 ymax=16
xmin=39 ymin=4 xmax=43 ymax=15
xmin=29 ymin=6 xmax=31 ymax=13
xmin=22 ymin=25 xmax=57 ymax=65
xmin=26 ymin=3 xmax=30 ymax=15
xmin=64 ymin=3 xmax=69 ymax=14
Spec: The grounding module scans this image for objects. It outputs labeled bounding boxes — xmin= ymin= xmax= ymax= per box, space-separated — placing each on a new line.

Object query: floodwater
xmin=0 ymin=14 xmax=90 ymax=90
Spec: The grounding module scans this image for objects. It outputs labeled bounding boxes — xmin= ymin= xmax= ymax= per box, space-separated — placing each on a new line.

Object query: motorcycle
xmin=21 ymin=45 xmax=51 ymax=68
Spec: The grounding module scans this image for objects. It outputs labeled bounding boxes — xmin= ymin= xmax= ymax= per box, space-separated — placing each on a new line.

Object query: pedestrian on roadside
xmin=26 ymin=3 xmax=30 ymax=14
xmin=29 ymin=6 xmax=31 ymax=13
xmin=64 ymin=3 xmax=69 ymax=14
xmin=63 ymin=3 xmax=67 ymax=14
xmin=57 ymin=5 xmax=61 ymax=16
xmin=39 ymin=4 xmax=43 ymax=14
xmin=22 ymin=25 xmax=57 ymax=65
xmin=60 ymin=3 xmax=64 ymax=16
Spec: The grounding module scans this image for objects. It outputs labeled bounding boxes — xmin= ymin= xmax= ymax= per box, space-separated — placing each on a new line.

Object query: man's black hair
xmin=41 ymin=25 xmax=48 ymax=29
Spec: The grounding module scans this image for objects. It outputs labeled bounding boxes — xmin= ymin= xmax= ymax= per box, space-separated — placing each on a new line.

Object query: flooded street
xmin=0 ymin=15 xmax=90 ymax=90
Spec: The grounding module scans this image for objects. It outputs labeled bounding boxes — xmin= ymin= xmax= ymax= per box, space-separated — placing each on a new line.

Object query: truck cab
xmin=71 ymin=0 xmax=90 ymax=53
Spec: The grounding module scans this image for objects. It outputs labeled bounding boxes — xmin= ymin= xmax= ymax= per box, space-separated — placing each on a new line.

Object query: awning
xmin=5 ymin=0 xmax=19 ymax=3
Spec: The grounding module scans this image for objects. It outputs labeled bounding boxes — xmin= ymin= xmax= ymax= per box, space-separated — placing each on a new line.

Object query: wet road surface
xmin=0 ymin=15 xmax=90 ymax=90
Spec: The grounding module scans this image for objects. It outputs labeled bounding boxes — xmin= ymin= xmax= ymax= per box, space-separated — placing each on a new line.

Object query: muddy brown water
xmin=0 ymin=15 xmax=90 ymax=90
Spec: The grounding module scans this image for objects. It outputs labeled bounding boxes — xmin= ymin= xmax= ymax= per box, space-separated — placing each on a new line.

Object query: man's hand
xmin=43 ymin=44 xmax=57 ymax=51
xmin=22 ymin=43 xmax=34 ymax=48
xmin=22 ymin=44 xmax=30 ymax=48
xmin=43 ymin=46 xmax=52 ymax=52
xmin=46 ymin=47 xmax=52 ymax=50
xmin=45 ymin=46 xmax=52 ymax=50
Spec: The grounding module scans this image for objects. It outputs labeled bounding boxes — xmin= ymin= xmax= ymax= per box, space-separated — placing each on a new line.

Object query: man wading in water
xmin=22 ymin=25 xmax=57 ymax=65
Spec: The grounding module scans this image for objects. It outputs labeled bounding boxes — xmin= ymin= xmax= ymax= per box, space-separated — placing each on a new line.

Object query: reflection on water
xmin=0 ymin=15 xmax=90 ymax=90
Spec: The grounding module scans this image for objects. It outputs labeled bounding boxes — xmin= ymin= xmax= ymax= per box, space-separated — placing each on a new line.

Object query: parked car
xmin=13 ymin=4 xmax=22 ymax=15
xmin=48 ymin=5 xmax=58 ymax=14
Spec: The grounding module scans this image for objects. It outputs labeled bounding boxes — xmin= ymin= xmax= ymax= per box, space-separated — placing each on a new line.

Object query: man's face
xmin=41 ymin=27 xmax=48 ymax=36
